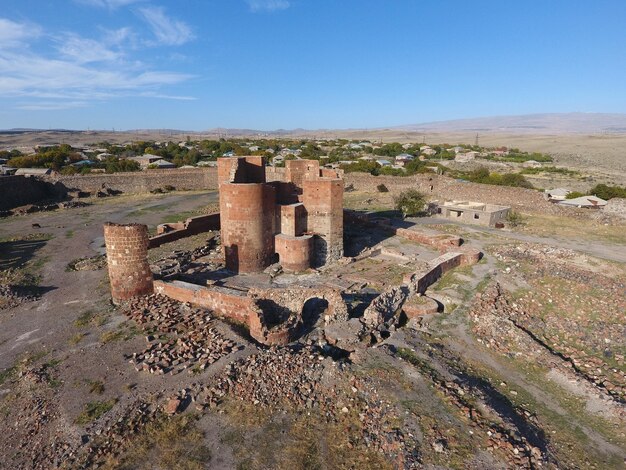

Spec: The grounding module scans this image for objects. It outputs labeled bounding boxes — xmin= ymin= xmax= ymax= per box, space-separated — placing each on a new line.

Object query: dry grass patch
xmin=101 ymin=414 xmax=211 ymax=470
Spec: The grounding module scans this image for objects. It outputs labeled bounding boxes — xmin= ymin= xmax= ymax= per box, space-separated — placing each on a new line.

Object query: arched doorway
xmin=300 ymin=297 xmax=329 ymax=336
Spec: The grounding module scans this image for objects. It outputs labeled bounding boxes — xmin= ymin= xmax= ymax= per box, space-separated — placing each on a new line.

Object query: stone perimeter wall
xmin=344 ymin=172 xmax=564 ymax=215
xmin=45 ymin=168 xmax=218 ymax=193
xmin=7 ymin=167 xmax=611 ymax=221
xmin=0 ymin=175 xmax=67 ymax=211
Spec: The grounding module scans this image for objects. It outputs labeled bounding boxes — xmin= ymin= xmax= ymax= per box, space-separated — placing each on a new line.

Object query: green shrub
xmin=394 ymin=189 xmax=426 ymax=218
xmin=506 ymin=210 xmax=525 ymax=227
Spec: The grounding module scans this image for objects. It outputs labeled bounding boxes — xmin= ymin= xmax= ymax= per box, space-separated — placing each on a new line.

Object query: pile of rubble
xmin=69 ymin=400 xmax=160 ymax=469
xmin=188 ymin=345 xmax=418 ymax=464
xmin=0 ymin=364 xmax=74 ymax=470
xmin=491 ymin=244 xmax=625 ymax=402
xmin=3 ymin=200 xmax=91 ymax=218
xmin=201 ymin=346 xmax=327 ymax=408
xmin=150 ymin=235 xmax=221 ymax=278
xmin=122 ymin=294 xmax=240 ymax=375
xmin=472 ymin=282 xmax=625 ymax=404
xmin=391 ymin=341 xmax=550 ymax=468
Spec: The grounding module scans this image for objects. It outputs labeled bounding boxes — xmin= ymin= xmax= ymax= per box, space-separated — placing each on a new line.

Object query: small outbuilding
xmin=433 ymin=200 xmax=510 ymax=227
xmin=558 ymin=195 xmax=607 ymax=209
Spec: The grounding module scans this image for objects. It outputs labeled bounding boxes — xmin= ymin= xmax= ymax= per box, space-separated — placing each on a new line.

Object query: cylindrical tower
xmin=275 ymin=234 xmax=312 ymax=272
xmin=103 ymin=223 xmax=154 ymax=304
xmin=220 ymin=183 xmax=276 ymax=273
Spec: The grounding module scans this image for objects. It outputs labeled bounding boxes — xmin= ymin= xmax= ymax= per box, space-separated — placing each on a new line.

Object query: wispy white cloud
xmin=56 ymin=33 xmax=121 ymax=63
xmin=246 ymin=0 xmax=290 ymax=12
xmin=16 ymin=101 xmax=88 ymax=111
xmin=0 ymin=18 xmax=42 ymax=48
xmin=0 ymin=16 xmax=195 ymax=109
xmin=75 ymin=0 xmax=143 ymax=9
xmin=137 ymin=6 xmax=194 ymax=46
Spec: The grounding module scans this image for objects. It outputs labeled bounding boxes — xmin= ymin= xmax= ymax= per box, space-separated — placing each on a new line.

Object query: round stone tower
xmin=219 ymin=183 xmax=276 ymax=273
xmin=103 ymin=223 xmax=154 ymax=304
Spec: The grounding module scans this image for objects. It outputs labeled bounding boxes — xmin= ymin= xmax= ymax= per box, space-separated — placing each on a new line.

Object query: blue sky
xmin=1 ymin=0 xmax=625 ymax=130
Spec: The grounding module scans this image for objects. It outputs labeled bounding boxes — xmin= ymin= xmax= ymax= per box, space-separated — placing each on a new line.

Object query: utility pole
xmin=475 ymin=133 xmax=479 ymax=147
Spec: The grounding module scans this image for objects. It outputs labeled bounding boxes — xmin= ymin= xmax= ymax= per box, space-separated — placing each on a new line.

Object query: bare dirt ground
xmin=0 ymin=190 xmax=625 ymax=469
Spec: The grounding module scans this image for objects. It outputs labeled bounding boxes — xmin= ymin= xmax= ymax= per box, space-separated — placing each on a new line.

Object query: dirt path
xmin=0 ymin=191 xmax=217 ymax=371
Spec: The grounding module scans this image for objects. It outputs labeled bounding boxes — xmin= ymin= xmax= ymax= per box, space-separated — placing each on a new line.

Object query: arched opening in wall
xmin=300 ymin=297 xmax=329 ymax=337
xmin=256 ymin=299 xmax=292 ymax=328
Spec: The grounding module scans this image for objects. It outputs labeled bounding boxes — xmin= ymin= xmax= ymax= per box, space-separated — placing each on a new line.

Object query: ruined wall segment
xmin=103 ymin=223 xmax=154 ymax=303
xmin=285 ymin=159 xmax=320 ymax=188
xmin=217 ymin=156 xmax=266 ymax=185
xmin=220 ymin=182 xmax=276 ymax=273
xmin=302 ymin=178 xmax=344 ymax=266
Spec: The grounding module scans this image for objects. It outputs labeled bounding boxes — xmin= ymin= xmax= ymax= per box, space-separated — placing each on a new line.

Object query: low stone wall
xmin=149 ymin=213 xmax=220 ymax=248
xmin=344 ymin=172 xmax=564 ymax=215
xmin=153 ymin=280 xmax=255 ymax=326
xmin=344 ymin=209 xmax=463 ymax=251
xmin=363 ymin=248 xmax=482 ymax=327
xmin=395 ymin=227 xmax=462 ymax=251
xmin=153 ymin=280 xmax=350 ymax=346
xmin=0 ymin=175 xmax=67 ymax=211
xmin=46 ymin=168 xmax=218 ymax=194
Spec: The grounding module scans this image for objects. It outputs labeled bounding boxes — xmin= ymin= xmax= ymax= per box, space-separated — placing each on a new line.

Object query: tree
xmin=506 ymin=210 xmax=525 ymax=227
xmin=394 ymin=189 xmax=426 ymax=218
xmin=589 ymin=184 xmax=626 ymax=200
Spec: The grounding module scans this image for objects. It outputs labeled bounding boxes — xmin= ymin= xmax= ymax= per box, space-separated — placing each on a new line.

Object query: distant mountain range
xmin=394 ymin=113 xmax=626 ymax=134
xmin=3 ymin=113 xmax=626 ymax=136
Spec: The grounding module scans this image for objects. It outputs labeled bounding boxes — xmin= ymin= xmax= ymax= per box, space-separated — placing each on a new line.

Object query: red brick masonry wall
xmin=153 ymin=280 xmax=255 ymax=326
xmin=103 ymin=223 xmax=154 ymax=303
xmin=149 ymin=213 xmax=220 ymax=248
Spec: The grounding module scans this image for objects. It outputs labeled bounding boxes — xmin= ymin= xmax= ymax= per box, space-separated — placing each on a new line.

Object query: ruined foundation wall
xmin=149 ymin=213 xmax=220 ymax=248
xmin=153 ymin=280 xmax=255 ymax=326
xmin=364 ymin=249 xmax=482 ymax=326
xmin=395 ymin=227 xmax=462 ymax=251
xmin=103 ymin=223 xmax=154 ymax=303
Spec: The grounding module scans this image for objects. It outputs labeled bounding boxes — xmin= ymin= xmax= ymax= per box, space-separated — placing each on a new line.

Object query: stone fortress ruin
xmin=217 ymin=156 xmax=343 ymax=273
xmin=103 ymin=157 xmax=482 ymax=348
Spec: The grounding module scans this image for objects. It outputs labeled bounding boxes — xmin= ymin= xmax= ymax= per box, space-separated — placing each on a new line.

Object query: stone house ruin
xmin=433 ymin=200 xmax=510 ymax=227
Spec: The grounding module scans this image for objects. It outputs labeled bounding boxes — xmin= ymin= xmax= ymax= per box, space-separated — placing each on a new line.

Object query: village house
xmin=544 ymin=188 xmax=570 ymax=202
